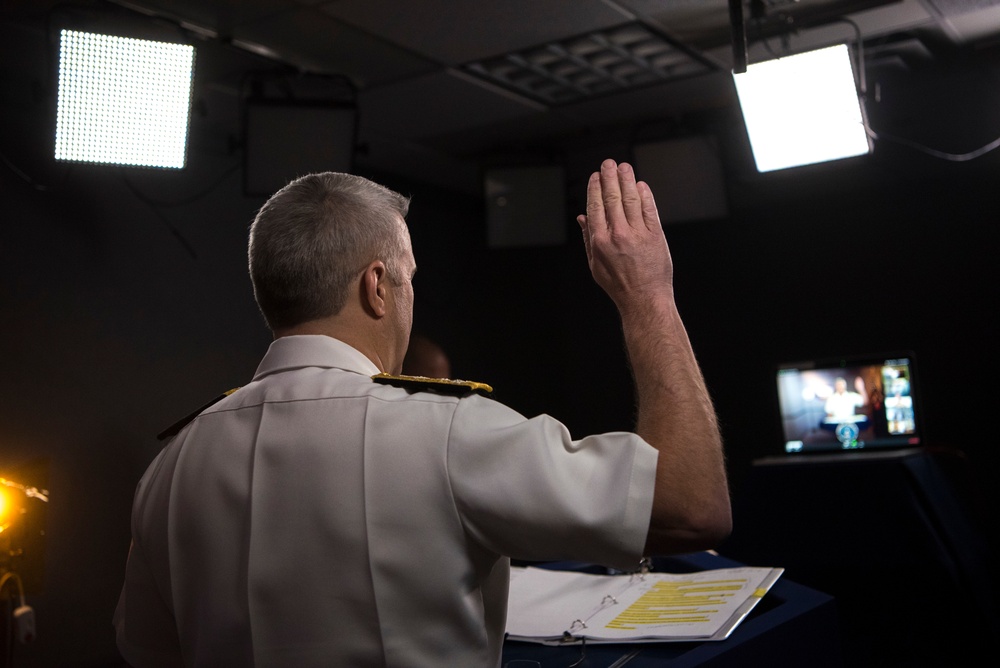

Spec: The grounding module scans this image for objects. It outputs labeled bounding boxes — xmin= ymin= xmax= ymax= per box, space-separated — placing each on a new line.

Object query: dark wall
xmin=2 ymin=9 xmax=999 ymax=668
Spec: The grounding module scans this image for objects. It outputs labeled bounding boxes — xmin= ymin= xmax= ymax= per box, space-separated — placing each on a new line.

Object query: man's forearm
xmin=620 ymin=295 xmax=731 ymax=555
xmin=572 ymin=159 xmax=731 ymax=556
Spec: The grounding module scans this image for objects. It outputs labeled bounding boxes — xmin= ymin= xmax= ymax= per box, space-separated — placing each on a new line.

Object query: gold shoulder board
xmin=157 ymin=388 xmax=240 ymax=441
xmin=372 ymin=373 xmax=493 ymax=397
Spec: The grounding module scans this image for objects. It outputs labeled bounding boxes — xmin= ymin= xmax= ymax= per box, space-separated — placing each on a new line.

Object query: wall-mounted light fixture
xmin=733 ymin=43 xmax=872 ymax=173
xmin=54 ymin=29 xmax=195 ymax=169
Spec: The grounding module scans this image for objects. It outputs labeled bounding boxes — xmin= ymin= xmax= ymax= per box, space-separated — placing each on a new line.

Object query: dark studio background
xmin=1 ymin=1 xmax=999 ymax=666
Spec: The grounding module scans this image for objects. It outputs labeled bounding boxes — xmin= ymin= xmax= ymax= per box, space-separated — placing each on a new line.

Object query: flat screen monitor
xmin=775 ymin=352 xmax=922 ymax=455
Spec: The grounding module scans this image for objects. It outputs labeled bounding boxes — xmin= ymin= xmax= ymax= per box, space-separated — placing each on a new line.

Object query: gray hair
xmin=248 ymin=172 xmax=411 ymax=331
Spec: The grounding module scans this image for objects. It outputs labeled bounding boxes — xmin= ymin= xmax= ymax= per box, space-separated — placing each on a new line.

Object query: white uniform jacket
xmin=115 ymin=335 xmax=657 ymax=667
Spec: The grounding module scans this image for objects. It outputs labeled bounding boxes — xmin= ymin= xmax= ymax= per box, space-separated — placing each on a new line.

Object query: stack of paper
xmin=506 ymin=565 xmax=783 ymax=644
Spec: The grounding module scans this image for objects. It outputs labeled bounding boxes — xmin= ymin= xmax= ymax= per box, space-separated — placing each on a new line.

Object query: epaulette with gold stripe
xmin=156 ymin=388 xmax=240 ymax=441
xmin=372 ymin=373 xmax=493 ymax=397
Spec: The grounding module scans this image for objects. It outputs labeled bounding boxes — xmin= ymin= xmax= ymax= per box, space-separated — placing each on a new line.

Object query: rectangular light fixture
xmin=55 ymin=30 xmax=195 ymax=169
xmin=733 ymin=44 xmax=871 ymax=173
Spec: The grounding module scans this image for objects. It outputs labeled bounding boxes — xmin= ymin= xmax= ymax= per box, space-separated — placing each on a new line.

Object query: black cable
xmin=118 ymin=160 xmax=240 ymax=208
xmin=117 ymin=170 xmax=201 ymax=260
xmin=566 ymin=636 xmax=587 ymax=667
xmin=826 ymin=18 xmax=1000 ymax=162
xmin=0 ymin=149 xmax=216 ymax=259
xmin=830 ymin=17 xmax=866 ymax=96
xmin=116 ymin=159 xmax=247 ymax=260
xmin=866 ymin=126 xmax=1000 ymax=161
xmin=0 ymin=151 xmax=50 ymax=192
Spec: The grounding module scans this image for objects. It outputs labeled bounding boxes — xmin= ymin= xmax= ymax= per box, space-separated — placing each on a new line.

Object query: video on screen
xmin=776 ymin=357 xmax=919 ymax=454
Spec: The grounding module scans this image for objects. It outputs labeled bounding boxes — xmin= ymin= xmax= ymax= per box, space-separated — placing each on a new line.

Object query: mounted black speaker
xmin=484 ymin=165 xmax=567 ymax=248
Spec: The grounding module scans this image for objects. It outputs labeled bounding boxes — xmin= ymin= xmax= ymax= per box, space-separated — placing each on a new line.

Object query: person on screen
xmin=886 ymin=375 xmax=914 ymax=433
xmin=113 ymin=160 xmax=731 ymax=667
xmin=825 ymin=376 xmax=867 ymax=421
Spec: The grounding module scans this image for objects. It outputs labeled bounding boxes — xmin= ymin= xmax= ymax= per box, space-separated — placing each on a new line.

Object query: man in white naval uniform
xmin=114 ymin=160 xmax=731 ymax=667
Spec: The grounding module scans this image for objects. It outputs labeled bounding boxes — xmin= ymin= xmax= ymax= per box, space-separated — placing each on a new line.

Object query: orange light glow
xmin=0 ymin=490 xmax=9 ymax=532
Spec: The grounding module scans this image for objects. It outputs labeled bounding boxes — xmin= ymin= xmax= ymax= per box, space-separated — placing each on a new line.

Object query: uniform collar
xmin=253 ymin=335 xmax=381 ymax=381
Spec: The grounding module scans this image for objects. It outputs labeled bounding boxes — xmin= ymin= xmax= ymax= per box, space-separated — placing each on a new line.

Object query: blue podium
xmin=502 ymin=551 xmax=843 ymax=668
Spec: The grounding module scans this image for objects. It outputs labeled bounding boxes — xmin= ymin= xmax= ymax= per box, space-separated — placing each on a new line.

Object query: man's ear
xmin=361 ymin=260 xmax=388 ymax=318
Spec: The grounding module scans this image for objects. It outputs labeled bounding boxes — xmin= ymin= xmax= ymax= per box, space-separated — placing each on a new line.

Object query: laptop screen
xmin=775 ymin=352 xmax=922 ymax=454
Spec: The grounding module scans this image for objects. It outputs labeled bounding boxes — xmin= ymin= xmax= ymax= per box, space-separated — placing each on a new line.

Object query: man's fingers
xmin=576 ymin=213 xmax=594 ymax=264
xmin=585 ymin=161 xmax=661 ymax=238
xmin=599 ymin=159 xmax=626 ymax=229
xmin=585 ymin=171 xmax=607 ymax=231
xmin=637 ymin=181 xmax=662 ymax=231
xmin=617 ymin=163 xmax=644 ymax=228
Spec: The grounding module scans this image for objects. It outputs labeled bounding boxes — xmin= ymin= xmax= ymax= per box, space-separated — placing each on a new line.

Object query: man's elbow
xmin=701 ymin=506 xmax=733 ymax=547
xmin=686 ymin=503 xmax=733 ymax=550
xmin=644 ymin=501 xmax=732 ymax=556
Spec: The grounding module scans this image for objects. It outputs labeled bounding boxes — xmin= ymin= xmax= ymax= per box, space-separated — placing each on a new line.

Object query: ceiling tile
xmin=460 ymin=22 xmax=712 ymax=106
xmin=233 ymin=6 xmax=438 ymax=86
xmin=928 ymin=2 xmax=1000 ymax=43
xmin=559 ymin=70 xmax=736 ymax=127
xmin=411 ymin=70 xmax=738 ymax=162
xmin=317 ymin=0 xmax=635 ymax=64
xmin=615 ymin=0 xmax=733 ymax=47
xmin=357 ymin=70 xmax=543 ymax=140
xmin=117 ymin=0 xmax=297 ymax=31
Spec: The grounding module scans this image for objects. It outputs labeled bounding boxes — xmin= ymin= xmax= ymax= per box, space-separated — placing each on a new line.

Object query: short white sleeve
xmin=447 ymin=395 xmax=657 ymax=570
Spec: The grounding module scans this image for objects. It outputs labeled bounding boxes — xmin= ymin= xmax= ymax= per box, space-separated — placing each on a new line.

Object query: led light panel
xmin=55 ymin=30 xmax=195 ymax=169
xmin=733 ymin=44 xmax=871 ymax=173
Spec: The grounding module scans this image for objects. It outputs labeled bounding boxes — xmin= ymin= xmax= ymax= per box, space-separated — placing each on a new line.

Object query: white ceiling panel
xmin=111 ymin=0 xmax=296 ymax=32
xmin=233 ymin=6 xmax=438 ymax=86
xmin=317 ymin=0 xmax=635 ymax=64
xmin=357 ymin=69 xmax=543 ymax=140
